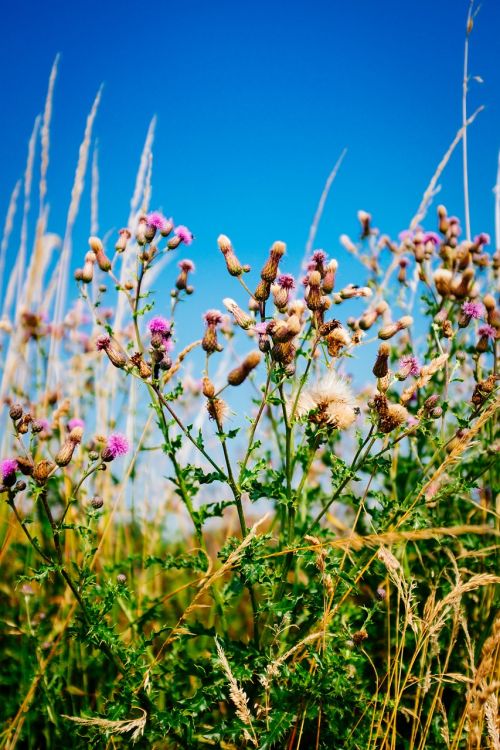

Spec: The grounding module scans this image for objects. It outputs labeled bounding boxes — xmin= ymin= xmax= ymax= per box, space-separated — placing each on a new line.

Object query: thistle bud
xmin=217 ymin=234 xmax=249 ymax=276
xmin=130 ymin=352 xmax=152 ymax=379
xmin=437 ymin=204 xmax=449 ymax=234
xmin=305 ymin=270 xmax=323 ymax=311
xmin=81 ymin=251 xmax=96 ymax=284
xmin=135 ymin=216 xmax=148 ymax=246
xmin=433 ymin=268 xmax=453 ymax=297
xmin=352 ymin=629 xmax=368 ymax=646
xmin=33 ymin=459 xmax=56 ymax=485
xmin=117 ymin=574 xmax=127 ymax=585
xmin=175 ymin=259 xmax=195 ymax=291
xmin=89 ymin=236 xmax=112 ymax=272
xmin=357 ymin=210 xmax=372 ymax=239
xmin=9 ymin=403 xmax=23 ymax=421
xmin=91 ymin=496 xmax=104 ymax=509
xmin=322 ymin=260 xmax=338 ymax=294
xmin=202 ymin=310 xmax=224 ymax=354
xmin=378 ymin=316 xmax=413 ymax=340
xmin=115 ymin=228 xmax=131 ymax=253
xmin=254 ymin=279 xmax=271 ymax=302
xmin=206 ymin=397 xmax=229 ymax=424
xmin=223 ymin=298 xmax=253 ymax=329
xmin=373 ymin=343 xmax=390 ymax=378
xmin=260 ymin=241 xmax=286 ymax=282
xmin=17 ymin=414 xmax=32 ymax=434
xmin=227 ymin=351 xmax=261 ymax=386
xmin=16 ymin=454 xmax=34 ymax=476
xmin=202 ymin=377 xmax=216 ymax=398
xmin=96 ymin=335 xmax=129 ymax=369
xmin=450 ymin=268 xmax=474 ymax=299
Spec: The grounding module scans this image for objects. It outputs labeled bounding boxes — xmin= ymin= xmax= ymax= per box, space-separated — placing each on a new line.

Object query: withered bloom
xmin=202 ymin=310 xmax=224 ymax=353
xmin=96 ymin=335 xmax=129 ymax=369
xmin=373 ymin=343 xmax=390 ymax=378
xmin=293 ymin=371 xmax=358 ymax=430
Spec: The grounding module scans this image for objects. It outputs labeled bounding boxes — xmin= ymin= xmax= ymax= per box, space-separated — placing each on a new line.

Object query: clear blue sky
xmin=0 ymin=0 xmax=499 ymax=317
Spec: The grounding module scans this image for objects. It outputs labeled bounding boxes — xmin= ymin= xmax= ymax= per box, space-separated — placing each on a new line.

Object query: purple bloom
xmin=277 ymin=273 xmax=296 ymax=290
xmin=478 ymin=324 xmax=496 ymax=340
xmin=148 ymin=317 xmax=171 ymax=335
xmin=147 ymin=211 xmax=167 ymax=230
xmin=68 ymin=418 xmax=85 ymax=431
xmin=422 ymin=231 xmax=441 ymax=246
xmin=96 ymin=335 xmax=111 ymax=351
xmin=399 ymin=355 xmax=421 ymax=377
xmin=204 ymin=309 xmax=223 ymax=325
xmin=106 ymin=433 xmax=130 ymax=458
xmin=1 ymin=458 xmax=18 ymax=482
xmin=462 ymin=301 xmax=485 ymax=320
xmin=311 ymin=249 xmax=327 ymax=264
xmin=253 ymin=322 xmax=269 ymax=335
xmin=473 ymin=232 xmax=490 ymax=247
xmin=174 ymin=225 xmax=193 ymax=245
xmin=178 ymin=259 xmax=195 ymax=272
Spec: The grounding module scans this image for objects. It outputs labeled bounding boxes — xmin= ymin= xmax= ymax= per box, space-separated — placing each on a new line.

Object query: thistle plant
xmin=0 ymin=63 xmax=499 ymax=750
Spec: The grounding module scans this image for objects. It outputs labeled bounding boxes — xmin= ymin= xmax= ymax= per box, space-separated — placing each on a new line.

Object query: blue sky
xmin=0 ymin=0 xmax=499 ymax=322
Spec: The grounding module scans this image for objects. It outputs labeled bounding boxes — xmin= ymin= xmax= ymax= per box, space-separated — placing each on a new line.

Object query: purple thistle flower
xmin=1 ymin=458 xmax=18 ymax=482
xmin=204 ymin=309 xmax=223 ymax=325
xmin=147 ymin=211 xmax=167 ymax=230
xmin=462 ymin=301 xmax=485 ymax=320
xmin=148 ymin=317 xmax=171 ymax=335
xmin=399 ymin=355 xmax=421 ymax=377
xmin=277 ymin=273 xmax=296 ymax=290
xmin=96 ymin=335 xmax=111 ymax=351
xmin=478 ymin=324 xmax=496 ymax=340
xmin=106 ymin=433 xmax=130 ymax=458
xmin=68 ymin=418 xmax=85 ymax=432
xmin=422 ymin=231 xmax=441 ymax=246
xmin=473 ymin=232 xmax=490 ymax=247
xmin=174 ymin=225 xmax=193 ymax=245
xmin=178 ymin=259 xmax=195 ymax=272
xmin=311 ymin=249 xmax=327 ymax=264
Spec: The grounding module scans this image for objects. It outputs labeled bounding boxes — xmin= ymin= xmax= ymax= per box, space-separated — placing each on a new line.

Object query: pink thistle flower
xmin=106 ymin=433 xmax=130 ymax=458
xmin=253 ymin=322 xmax=269 ymax=335
xmin=1 ymin=458 xmax=18 ymax=483
xmin=68 ymin=418 xmax=85 ymax=431
xmin=478 ymin=324 xmax=496 ymax=340
xmin=277 ymin=273 xmax=296 ymax=290
xmin=148 ymin=317 xmax=171 ymax=335
xmin=399 ymin=355 xmax=420 ymax=377
xmin=178 ymin=259 xmax=195 ymax=272
xmin=422 ymin=231 xmax=441 ymax=246
xmin=147 ymin=211 xmax=167 ymax=230
xmin=473 ymin=232 xmax=490 ymax=247
xmin=96 ymin=335 xmax=111 ymax=351
xmin=462 ymin=301 xmax=485 ymax=320
xmin=174 ymin=225 xmax=193 ymax=245
xmin=204 ymin=309 xmax=223 ymax=326
xmin=311 ymin=249 xmax=327 ymax=264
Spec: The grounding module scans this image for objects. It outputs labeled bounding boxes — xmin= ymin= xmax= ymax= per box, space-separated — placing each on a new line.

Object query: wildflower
xmin=272 ymin=273 xmax=295 ymax=310
xmin=33 ymin=459 xmax=56 ymax=485
xmin=115 ymin=228 xmax=131 ymax=253
xmin=310 ymin=249 xmax=327 ymax=275
xmin=1 ymin=458 xmax=18 ymax=487
xmin=130 ymin=352 xmax=152 ymax=379
xmin=68 ymin=418 xmax=85 ymax=432
xmin=459 ymin=300 xmax=485 ymax=328
xmin=373 ymin=343 xmax=390 ymax=378
xmin=476 ymin=324 xmax=497 ymax=353
xmin=322 ymin=259 xmax=338 ymax=293
xmin=176 ymin=259 xmax=195 ymax=291
xmin=96 ymin=335 xmax=129 ymax=369
xmin=9 ymin=403 xmax=23 ymax=421
xmin=218 ymin=234 xmax=250 ymax=276
xmin=147 ymin=211 xmax=167 ymax=232
xmin=319 ymin=320 xmax=350 ymax=357
xmin=357 ymin=210 xmax=372 ymax=239
xmin=422 ymin=231 xmax=441 ymax=246
xmin=374 ymin=394 xmax=408 ymax=433
xmin=227 ymin=351 xmax=261 ymax=386
xmin=260 ymin=241 xmax=286 ymax=282
xmin=223 ymin=298 xmax=253 ymax=329
xmin=352 ymin=629 xmax=368 ymax=646
xmin=102 ymin=433 xmax=130 ymax=462
xmin=88 ymin=236 xmax=111 ymax=272
xmin=378 ymin=316 xmax=413 ymax=340
xmin=148 ymin=317 xmax=171 ymax=336
xmin=397 ymin=355 xmax=420 ymax=380
xmin=81 ymin=250 xmax=96 ymax=283
xmin=202 ymin=310 xmax=223 ymax=353
xmin=168 ymin=225 xmax=193 ymax=249
xmin=55 ymin=426 xmax=83 ymax=467
xmin=293 ymin=371 xmax=358 ymax=430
